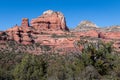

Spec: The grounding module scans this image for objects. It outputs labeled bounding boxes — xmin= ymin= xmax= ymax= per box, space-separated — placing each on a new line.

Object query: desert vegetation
xmin=51 ymin=33 xmax=75 ymax=38
xmin=0 ymin=40 xmax=120 ymax=80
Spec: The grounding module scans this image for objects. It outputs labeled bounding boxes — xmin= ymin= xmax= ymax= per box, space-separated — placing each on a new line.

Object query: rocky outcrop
xmin=104 ymin=26 xmax=120 ymax=32
xmin=6 ymin=26 xmax=34 ymax=44
xmin=74 ymin=30 xmax=99 ymax=38
xmin=74 ymin=20 xmax=99 ymax=32
xmin=0 ymin=32 xmax=8 ymax=41
xmin=5 ymin=18 xmax=34 ymax=44
xmin=3 ymin=10 xmax=69 ymax=45
xmin=0 ymin=31 xmax=2 ymax=37
xmin=21 ymin=18 xmax=29 ymax=27
xmin=73 ymin=21 xmax=120 ymax=51
xmin=31 ymin=10 xmax=69 ymax=31
xmin=98 ymin=32 xmax=120 ymax=40
xmin=1 ymin=10 xmax=120 ymax=53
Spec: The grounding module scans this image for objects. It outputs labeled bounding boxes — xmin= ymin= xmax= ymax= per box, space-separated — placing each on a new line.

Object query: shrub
xmin=78 ymin=40 xmax=115 ymax=75
xmin=13 ymin=54 xmax=48 ymax=80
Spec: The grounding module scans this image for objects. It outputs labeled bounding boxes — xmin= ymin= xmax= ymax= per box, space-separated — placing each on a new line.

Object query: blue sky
xmin=0 ymin=0 xmax=120 ymax=30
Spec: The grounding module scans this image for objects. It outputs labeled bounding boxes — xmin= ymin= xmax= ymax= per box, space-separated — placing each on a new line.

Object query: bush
xmin=13 ymin=54 xmax=48 ymax=80
xmin=0 ymin=40 xmax=120 ymax=80
xmin=77 ymin=40 xmax=116 ymax=75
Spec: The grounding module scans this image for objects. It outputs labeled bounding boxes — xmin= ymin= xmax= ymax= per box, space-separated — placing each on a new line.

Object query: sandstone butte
xmin=0 ymin=10 xmax=120 ymax=53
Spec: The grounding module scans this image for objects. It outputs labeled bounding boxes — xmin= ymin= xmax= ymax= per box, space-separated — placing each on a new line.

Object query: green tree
xmin=77 ymin=40 xmax=115 ymax=75
xmin=13 ymin=54 xmax=48 ymax=80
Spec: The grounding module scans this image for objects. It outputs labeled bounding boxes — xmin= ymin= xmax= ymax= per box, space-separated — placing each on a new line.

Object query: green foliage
xmin=40 ymin=45 xmax=51 ymax=51
xmin=51 ymin=33 xmax=75 ymax=38
xmin=79 ymin=40 xmax=115 ymax=75
xmin=46 ymin=53 xmax=85 ymax=80
xmin=51 ymin=33 xmax=57 ymax=38
xmin=0 ymin=40 xmax=120 ymax=80
xmin=13 ymin=54 xmax=48 ymax=80
xmin=0 ymin=47 xmax=25 ymax=80
xmin=0 ymin=68 xmax=13 ymax=80
xmin=113 ymin=54 xmax=120 ymax=78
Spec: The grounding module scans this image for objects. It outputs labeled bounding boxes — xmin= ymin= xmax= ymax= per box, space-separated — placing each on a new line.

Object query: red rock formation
xmin=31 ymin=10 xmax=69 ymax=31
xmin=0 ymin=32 xmax=8 ymax=41
xmin=21 ymin=18 xmax=29 ymax=27
xmin=113 ymin=41 xmax=120 ymax=51
xmin=98 ymin=32 xmax=105 ymax=39
xmin=1 ymin=10 xmax=120 ymax=53
xmin=6 ymin=23 xmax=34 ymax=44
xmin=98 ymin=32 xmax=120 ymax=40
xmin=86 ymin=30 xmax=98 ymax=37
xmin=4 ymin=10 xmax=70 ymax=45
xmin=74 ymin=30 xmax=98 ymax=38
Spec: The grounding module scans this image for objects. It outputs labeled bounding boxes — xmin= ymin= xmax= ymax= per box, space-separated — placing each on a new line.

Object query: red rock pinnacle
xmin=21 ymin=18 xmax=29 ymax=27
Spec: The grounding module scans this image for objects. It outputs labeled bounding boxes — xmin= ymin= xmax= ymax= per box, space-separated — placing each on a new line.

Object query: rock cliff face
xmin=6 ymin=25 xmax=34 ymax=44
xmin=21 ymin=18 xmax=29 ymax=27
xmin=1 ymin=10 xmax=120 ymax=53
xmin=98 ymin=32 xmax=120 ymax=39
xmin=3 ymin=10 xmax=69 ymax=45
xmin=73 ymin=21 xmax=120 ymax=51
xmin=31 ymin=10 xmax=69 ymax=31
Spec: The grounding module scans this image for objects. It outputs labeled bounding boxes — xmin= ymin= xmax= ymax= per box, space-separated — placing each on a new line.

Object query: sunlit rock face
xmin=31 ymin=10 xmax=69 ymax=31
xmin=74 ymin=20 xmax=99 ymax=32
xmin=3 ymin=10 xmax=69 ymax=45
xmin=5 ymin=18 xmax=34 ymax=44
xmin=21 ymin=18 xmax=29 ymax=27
